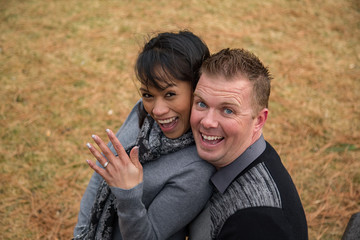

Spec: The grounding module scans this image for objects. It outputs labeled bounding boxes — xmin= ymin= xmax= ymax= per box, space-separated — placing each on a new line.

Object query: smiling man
xmin=189 ymin=48 xmax=308 ymax=240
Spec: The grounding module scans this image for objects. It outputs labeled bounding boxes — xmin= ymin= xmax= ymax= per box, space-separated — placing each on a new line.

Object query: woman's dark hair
xmin=135 ymin=30 xmax=210 ymax=126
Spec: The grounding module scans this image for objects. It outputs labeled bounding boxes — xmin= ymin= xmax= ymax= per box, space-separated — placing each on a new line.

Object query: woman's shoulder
xmin=160 ymin=144 xmax=213 ymax=169
xmin=110 ymin=100 xmax=142 ymax=150
xmin=122 ymin=99 xmax=143 ymax=127
xmin=144 ymin=145 xmax=215 ymax=184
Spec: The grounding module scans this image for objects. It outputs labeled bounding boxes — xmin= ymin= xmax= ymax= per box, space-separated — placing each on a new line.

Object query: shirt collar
xmin=210 ymin=134 xmax=266 ymax=194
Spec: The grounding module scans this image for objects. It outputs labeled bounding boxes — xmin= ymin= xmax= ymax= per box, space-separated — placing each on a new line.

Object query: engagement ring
xmin=103 ymin=161 xmax=109 ymax=168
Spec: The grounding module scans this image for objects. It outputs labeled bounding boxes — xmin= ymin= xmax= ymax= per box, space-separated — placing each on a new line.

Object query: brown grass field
xmin=1 ymin=0 xmax=359 ymax=239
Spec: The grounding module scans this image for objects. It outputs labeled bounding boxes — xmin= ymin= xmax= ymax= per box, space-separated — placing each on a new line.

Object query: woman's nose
xmin=152 ymin=99 xmax=169 ymax=116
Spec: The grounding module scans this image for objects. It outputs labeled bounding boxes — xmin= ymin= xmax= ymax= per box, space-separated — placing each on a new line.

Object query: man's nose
xmin=200 ymin=110 xmax=218 ymax=129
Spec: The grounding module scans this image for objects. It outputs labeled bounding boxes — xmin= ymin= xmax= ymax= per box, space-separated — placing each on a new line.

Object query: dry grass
xmin=1 ymin=0 xmax=359 ymax=239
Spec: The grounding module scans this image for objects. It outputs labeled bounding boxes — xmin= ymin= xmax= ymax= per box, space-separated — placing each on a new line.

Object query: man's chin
xmin=197 ymin=149 xmax=218 ymax=163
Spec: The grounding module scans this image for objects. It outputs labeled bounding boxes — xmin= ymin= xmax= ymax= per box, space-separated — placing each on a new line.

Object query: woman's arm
xmin=73 ymin=168 xmax=103 ymax=236
xmin=113 ymin=154 xmax=214 ymax=240
xmin=73 ymin=101 xmax=142 ymax=237
xmin=88 ymin=129 xmax=214 ymax=239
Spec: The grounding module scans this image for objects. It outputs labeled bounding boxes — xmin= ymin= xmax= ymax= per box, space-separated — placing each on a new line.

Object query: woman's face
xmin=140 ymin=79 xmax=193 ymax=139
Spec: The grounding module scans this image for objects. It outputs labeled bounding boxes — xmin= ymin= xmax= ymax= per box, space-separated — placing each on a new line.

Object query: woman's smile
xmin=141 ymin=78 xmax=193 ymax=139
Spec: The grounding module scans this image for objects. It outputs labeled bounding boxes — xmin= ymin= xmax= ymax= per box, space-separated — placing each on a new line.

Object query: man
xmin=189 ymin=48 xmax=308 ymax=239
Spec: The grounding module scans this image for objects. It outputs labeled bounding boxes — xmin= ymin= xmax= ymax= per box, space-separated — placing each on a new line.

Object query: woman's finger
xmin=86 ymin=142 xmax=108 ymax=168
xmin=129 ymin=146 xmax=143 ymax=183
xmin=129 ymin=146 xmax=142 ymax=170
xmin=86 ymin=159 xmax=106 ymax=177
xmin=91 ymin=134 xmax=115 ymax=164
xmin=105 ymin=129 xmax=128 ymax=163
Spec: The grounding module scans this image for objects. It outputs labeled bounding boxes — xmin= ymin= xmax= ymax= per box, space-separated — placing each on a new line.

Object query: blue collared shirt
xmin=210 ymin=135 xmax=266 ymax=194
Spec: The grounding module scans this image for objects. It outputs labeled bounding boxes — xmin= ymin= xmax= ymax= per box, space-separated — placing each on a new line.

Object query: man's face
xmin=190 ymin=73 xmax=262 ymax=168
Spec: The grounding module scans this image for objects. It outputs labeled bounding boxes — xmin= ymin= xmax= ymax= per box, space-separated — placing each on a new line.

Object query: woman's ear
xmin=254 ymin=108 xmax=268 ymax=132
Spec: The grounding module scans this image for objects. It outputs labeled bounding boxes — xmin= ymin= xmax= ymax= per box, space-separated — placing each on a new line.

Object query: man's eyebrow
xmin=194 ymin=92 xmax=240 ymax=107
xmin=220 ymin=102 xmax=240 ymax=108
xmin=193 ymin=92 xmax=201 ymax=98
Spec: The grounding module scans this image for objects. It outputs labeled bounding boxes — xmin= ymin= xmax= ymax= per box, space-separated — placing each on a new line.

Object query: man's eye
xmin=197 ymin=102 xmax=206 ymax=108
xmin=224 ymin=108 xmax=233 ymax=114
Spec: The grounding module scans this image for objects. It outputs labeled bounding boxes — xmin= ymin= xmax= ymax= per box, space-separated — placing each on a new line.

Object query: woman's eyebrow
xmin=140 ymin=83 xmax=176 ymax=92
xmin=139 ymin=87 xmax=149 ymax=92
xmin=162 ymin=82 xmax=176 ymax=88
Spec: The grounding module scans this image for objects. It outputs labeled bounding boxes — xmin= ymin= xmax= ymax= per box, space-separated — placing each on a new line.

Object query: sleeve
xmin=217 ymin=207 xmax=296 ymax=240
xmin=112 ymin=161 xmax=215 ymax=240
xmin=73 ymin=169 xmax=103 ymax=236
xmin=73 ymin=100 xmax=142 ymax=237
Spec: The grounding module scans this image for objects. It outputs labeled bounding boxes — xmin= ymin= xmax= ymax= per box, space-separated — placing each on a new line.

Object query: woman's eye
xmin=224 ymin=108 xmax=233 ymax=114
xmin=165 ymin=92 xmax=176 ymax=97
xmin=142 ymin=93 xmax=152 ymax=98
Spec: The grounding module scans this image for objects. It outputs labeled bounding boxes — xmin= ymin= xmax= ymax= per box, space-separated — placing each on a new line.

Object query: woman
xmin=73 ymin=31 xmax=215 ymax=239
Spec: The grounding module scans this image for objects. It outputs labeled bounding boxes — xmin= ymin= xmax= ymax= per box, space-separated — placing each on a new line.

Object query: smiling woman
xmin=73 ymin=31 xmax=215 ymax=240
xmin=140 ymin=79 xmax=193 ymax=139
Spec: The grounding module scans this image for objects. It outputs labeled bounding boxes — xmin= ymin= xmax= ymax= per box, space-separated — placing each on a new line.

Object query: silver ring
xmin=103 ymin=161 xmax=109 ymax=168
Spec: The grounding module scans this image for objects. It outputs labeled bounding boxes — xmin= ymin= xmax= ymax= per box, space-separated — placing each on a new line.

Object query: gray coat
xmin=74 ymin=100 xmax=215 ymax=239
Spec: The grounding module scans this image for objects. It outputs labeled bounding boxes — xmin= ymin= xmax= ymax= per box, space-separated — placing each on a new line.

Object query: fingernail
xmin=105 ymin=129 xmax=110 ymax=133
xmin=86 ymin=160 xmax=90 ymax=164
xmin=86 ymin=143 xmax=92 ymax=149
xmin=91 ymin=134 xmax=96 ymax=140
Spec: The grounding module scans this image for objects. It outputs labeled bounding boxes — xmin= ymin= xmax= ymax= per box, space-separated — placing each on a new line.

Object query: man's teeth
xmin=158 ymin=117 xmax=176 ymax=124
xmin=202 ymin=134 xmax=223 ymax=141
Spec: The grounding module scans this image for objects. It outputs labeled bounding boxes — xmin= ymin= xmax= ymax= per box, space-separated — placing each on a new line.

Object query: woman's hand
xmin=86 ymin=129 xmax=143 ymax=189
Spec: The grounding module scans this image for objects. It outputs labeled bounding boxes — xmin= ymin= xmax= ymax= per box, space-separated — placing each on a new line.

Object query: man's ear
xmin=254 ymin=108 xmax=268 ymax=132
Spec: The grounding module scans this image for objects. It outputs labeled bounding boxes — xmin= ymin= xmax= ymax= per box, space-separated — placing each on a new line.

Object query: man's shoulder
xmin=209 ymin=162 xmax=282 ymax=238
xmin=218 ymin=206 xmax=297 ymax=240
xmin=221 ymin=162 xmax=282 ymax=209
xmin=263 ymin=140 xmax=281 ymax=159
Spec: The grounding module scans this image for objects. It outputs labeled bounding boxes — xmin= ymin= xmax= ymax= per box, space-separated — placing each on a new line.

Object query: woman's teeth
xmin=158 ymin=117 xmax=176 ymax=124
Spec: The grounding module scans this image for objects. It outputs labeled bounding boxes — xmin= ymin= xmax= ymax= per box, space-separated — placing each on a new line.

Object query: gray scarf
xmin=74 ymin=115 xmax=194 ymax=239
